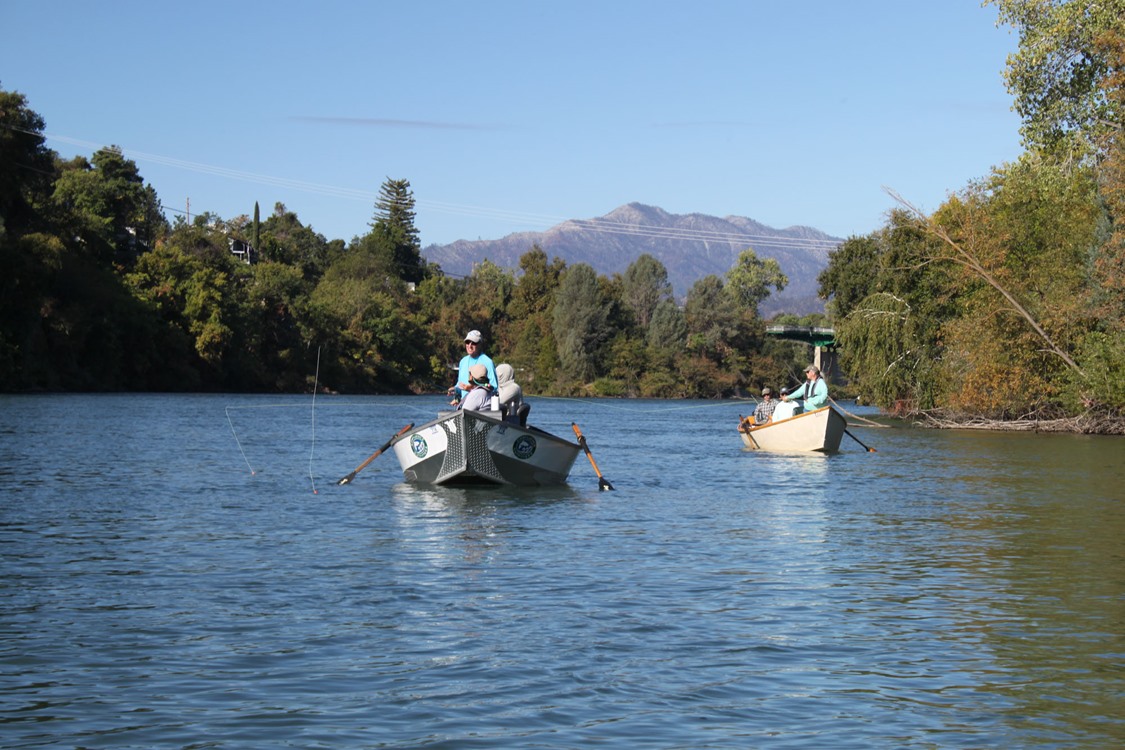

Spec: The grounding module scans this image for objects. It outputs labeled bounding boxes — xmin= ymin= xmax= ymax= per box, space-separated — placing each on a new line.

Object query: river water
xmin=1 ymin=393 xmax=1122 ymax=748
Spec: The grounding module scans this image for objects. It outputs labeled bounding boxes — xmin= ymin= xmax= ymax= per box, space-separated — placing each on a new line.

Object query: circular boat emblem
xmin=410 ymin=434 xmax=428 ymax=458
xmin=513 ymin=435 xmax=536 ymax=459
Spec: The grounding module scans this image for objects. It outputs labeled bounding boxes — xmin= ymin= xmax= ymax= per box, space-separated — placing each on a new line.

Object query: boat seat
xmin=500 ymin=401 xmax=531 ymax=426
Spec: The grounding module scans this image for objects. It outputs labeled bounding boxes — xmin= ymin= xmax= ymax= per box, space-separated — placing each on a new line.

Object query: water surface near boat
xmin=2 ymin=393 xmax=1122 ymax=748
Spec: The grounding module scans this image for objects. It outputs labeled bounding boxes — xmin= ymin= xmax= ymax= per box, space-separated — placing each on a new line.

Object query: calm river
xmin=1 ymin=393 xmax=1122 ymax=748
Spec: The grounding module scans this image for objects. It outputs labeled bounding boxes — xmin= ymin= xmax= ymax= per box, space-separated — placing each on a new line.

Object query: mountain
xmin=421 ymin=203 xmax=842 ymax=316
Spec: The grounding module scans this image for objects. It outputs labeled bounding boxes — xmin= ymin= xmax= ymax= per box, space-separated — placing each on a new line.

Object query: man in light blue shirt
xmin=447 ymin=329 xmax=497 ymax=405
xmin=783 ymin=365 xmax=829 ymax=413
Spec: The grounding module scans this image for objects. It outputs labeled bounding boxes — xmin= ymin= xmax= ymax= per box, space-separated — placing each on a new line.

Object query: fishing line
xmin=225 ymin=406 xmax=257 ymax=475
xmin=309 ymin=346 xmax=321 ymax=494
xmin=224 ymin=398 xmax=421 ymax=478
xmin=529 ymin=395 xmax=757 ymax=413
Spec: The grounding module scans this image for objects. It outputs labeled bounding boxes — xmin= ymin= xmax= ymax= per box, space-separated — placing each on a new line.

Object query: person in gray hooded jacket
xmin=495 ymin=363 xmax=524 ymax=423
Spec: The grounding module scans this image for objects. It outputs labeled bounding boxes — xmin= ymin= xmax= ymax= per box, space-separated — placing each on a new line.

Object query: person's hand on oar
xmin=337 ymin=423 xmax=414 ymax=485
xmin=571 ymin=422 xmax=614 ymax=490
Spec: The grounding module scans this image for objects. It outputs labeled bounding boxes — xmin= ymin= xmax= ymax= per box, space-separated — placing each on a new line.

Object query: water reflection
xmin=385 ymin=482 xmax=587 ymax=570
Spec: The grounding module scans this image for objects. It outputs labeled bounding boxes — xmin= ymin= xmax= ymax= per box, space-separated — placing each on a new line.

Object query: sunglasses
xmin=464 ymin=340 xmax=478 ymax=346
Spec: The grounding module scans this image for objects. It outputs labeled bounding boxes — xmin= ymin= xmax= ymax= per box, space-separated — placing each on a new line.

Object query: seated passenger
xmin=458 ymin=364 xmax=495 ymax=412
xmin=495 ymin=363 xmax=524 ymax=423
xmin=753 ymin=387 xmax=777 ymax=424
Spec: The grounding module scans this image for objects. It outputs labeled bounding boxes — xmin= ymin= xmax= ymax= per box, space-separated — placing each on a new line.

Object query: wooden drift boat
xmin=391 ymin=409 xmax=581 ymax=486
xmin=738 ymin=404 xmax=847 ymax=454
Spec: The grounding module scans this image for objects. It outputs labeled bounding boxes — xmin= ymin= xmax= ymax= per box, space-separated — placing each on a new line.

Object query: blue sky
xmin=1 ymin=1 xmax=1023 ymax=247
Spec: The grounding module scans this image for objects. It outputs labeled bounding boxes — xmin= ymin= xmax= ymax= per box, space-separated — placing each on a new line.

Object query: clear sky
xmin=1 ymin=1 xmax=1023 ymax=247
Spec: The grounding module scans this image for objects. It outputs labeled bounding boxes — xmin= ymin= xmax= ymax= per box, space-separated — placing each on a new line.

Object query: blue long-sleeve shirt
xmin=790 ymin=377 xmax=828 ymax=410
xmin=453 ymin=354 xmax=497 ymax=401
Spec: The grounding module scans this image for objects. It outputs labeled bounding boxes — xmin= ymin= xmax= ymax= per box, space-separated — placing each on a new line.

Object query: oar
xmin=336 ymin=423 xmax=414 ymax=485
xmin=571 ymin=422 xmax=614 ymax=491
xmin=844 ymin=427 xmax=877 ymax=453
xmin=738 ymin=415 xmax=761 ymax=449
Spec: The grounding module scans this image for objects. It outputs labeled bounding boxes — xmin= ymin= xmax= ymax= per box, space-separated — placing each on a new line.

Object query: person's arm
xmin=484 ymin=357 xmax=498 ymax=390
xmin=451 ymin=358 xmax=470 ymax=401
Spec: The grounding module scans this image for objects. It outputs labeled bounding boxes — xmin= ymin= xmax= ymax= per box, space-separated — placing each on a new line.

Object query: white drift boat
xmin=738 ymin=403 xmax=847 ymax=454
xmin=391 ymin=409 xmax=581 ymax=486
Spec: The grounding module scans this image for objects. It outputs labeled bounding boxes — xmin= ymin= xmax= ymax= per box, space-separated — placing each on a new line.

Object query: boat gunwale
xmin=743 ymin=404 xmax=842 ymax=435
xmin=391 ymin=409 xmax=581 ymax=451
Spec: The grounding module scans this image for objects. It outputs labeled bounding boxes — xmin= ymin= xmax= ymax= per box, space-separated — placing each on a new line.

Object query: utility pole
xmin=186 ymin=197 xmax=190 ymax=223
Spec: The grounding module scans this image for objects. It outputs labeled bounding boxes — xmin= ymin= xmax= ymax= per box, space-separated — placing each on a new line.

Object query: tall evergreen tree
xmin=370 ymin=177 xmax=426 ymax=283
xmin=252 ymin=201 xmax=260 ymax=260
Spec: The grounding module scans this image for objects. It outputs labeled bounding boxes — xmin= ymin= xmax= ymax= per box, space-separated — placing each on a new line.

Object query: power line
xmin=37 ymin=130 xmax=843 ymax=252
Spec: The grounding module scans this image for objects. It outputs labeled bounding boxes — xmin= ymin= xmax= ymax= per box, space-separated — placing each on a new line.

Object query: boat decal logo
xmin=410 ymin=434 xmax=428 ymax=458
xmin=513 ymin=435 xmax=536 ymax=460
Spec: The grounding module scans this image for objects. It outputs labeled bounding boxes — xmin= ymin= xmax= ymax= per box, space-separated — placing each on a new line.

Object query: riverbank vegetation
xmin=818 ymin=2 xmax=1125 ymax=432
xmin=1 ymin=2 xmax=1123 ymax=432
xmin=0 ymin=89 xmax=807 ymax=398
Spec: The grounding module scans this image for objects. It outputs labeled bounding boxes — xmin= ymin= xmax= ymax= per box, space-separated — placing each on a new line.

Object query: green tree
xmin=620 ymin=253 xmax=672 ymax=330
xmin=987 ymin=0 xmax=1125 ymax=153
xmin=126 ymin=223 xmax=243 ymax=384
xmin=51 ymin=146 xmax=166 ymax=267
xmin=725 ymin=247 xmax=788 ymax=315
xmin=252 ymin=201 xmax=260 ymax=258
xmin=505 ymin=247 xmax=566 ymax=388
xmin=639 ymin=299 xmax=687 ymax=396
xmin=825 ymin=210 xmax=953 ymax=411
xmin=552 ymin=263 xmax=610 ymax=386
xmin=1083 ymin=30 xmax=1125 ymax=412
xmin=259 ymin=202 xmax=340 ymax=279
xmin=817 ymin=235 xmax=883 ymax=320
xmin=241 ymin=261 xmax=315 ymax=391
xmin=681 ymin=275 xmax=748 ymax=397
xmin=369 ymin=177 xmax=428 ymax=283
xmin=910 ymin=155 xmax=1101 ymax=415
xmin=310 ymin=233 xmax=430 ymax=393
xmin=0 ymin=87 xmax=55 ymax=237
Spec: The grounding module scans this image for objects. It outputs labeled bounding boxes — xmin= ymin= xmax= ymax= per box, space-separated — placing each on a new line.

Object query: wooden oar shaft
xmin=571 ymin=422 xmax=614 ymax=490
xmin=337 ymin=422 xmax=414 ymax=485
xmin=844 ymin=427 xmax=877 ymax=453
xmin=738 ymin=415 xmax=761 ymax=449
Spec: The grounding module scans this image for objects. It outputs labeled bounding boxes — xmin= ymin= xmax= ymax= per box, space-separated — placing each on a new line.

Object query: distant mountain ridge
xmin=421 ymin=203 xmax=842 ymax=316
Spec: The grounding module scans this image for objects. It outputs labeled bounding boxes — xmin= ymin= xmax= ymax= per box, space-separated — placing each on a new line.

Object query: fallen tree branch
xmin=885 ymin=188 xmax=1085 ymax=376
xmin=913 ymin=409 xmax=1125 ymax=435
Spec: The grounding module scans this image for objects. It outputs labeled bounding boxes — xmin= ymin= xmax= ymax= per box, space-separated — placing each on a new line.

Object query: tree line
xmin=0 ymin=87 xmax=808 ymax=398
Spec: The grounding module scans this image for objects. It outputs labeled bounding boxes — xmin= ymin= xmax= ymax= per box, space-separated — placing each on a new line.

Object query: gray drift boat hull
xmin=391 ymin=410 xmax=581 ymax=486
